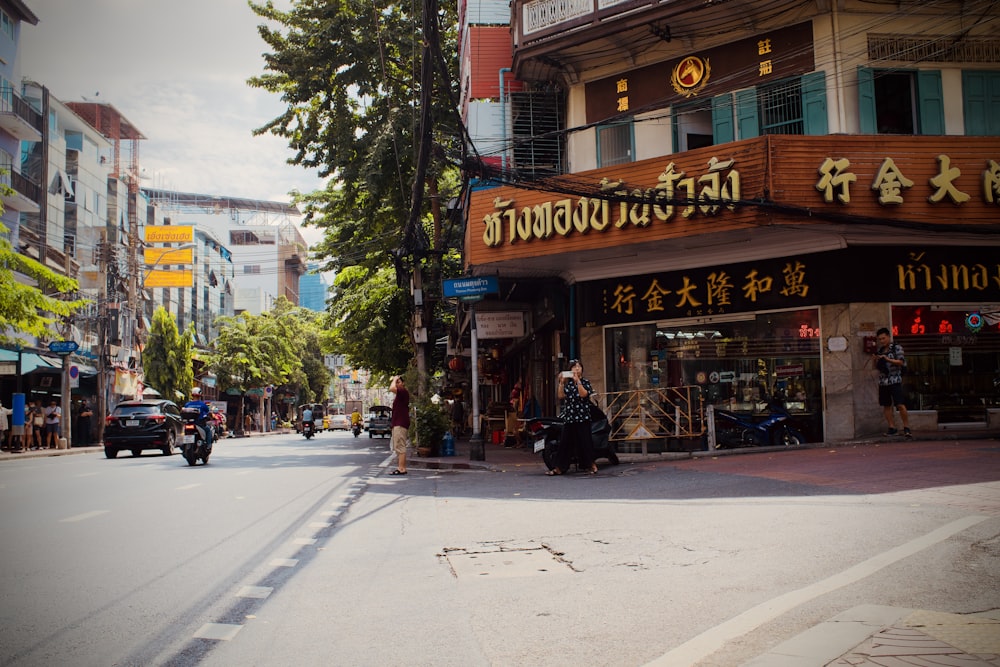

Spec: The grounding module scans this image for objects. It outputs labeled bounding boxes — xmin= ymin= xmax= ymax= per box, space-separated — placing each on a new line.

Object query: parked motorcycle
xmin=710 ymin=399 xmax=805 ymax=449
xmin=180 ymin=408 xmax=212 ymax=466
xmin=351 ymin=422 xmax=362 ymax=438
xmin=528 ymin=402 xmax=619 ymax=471
xmin=303 ymin=420 xmax=314 ymax=440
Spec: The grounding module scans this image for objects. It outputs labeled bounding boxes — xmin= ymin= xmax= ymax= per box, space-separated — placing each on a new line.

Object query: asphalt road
xmin=1 ymin=434 xmax=997 ymax=666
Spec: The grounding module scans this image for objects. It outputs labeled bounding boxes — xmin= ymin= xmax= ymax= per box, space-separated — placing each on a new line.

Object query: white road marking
xmin=236 ymin=586 xmax=273 ymax=599
xmin=60 ymin=510 xmax=110 ymax=523
xmin=175 ymin=483 xmax=202 ymax=491
xmin=270 ymin=558 xmax=298 ymax=567
xmin=193 ymin=623 xmax=242 ymax=641
xmin=308 ymin=522 xmax=331 ymax=528
xmin=76 ymin=472 xmax=99 ymax=478
xmin=645 ymin=514 xmax=989 ymax=667
xmin=293 ymin=538 xmax=316 ymax=545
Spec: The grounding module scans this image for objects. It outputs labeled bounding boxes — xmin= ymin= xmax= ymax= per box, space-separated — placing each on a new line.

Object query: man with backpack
xmin=874 ymin=327 xmax=912 ymax=438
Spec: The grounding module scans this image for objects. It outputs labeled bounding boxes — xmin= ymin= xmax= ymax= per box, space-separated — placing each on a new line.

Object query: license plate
xmin=127 ymin=419 xmax=140 ymax=427
xmin=183 ymin=435 xmax=195 ymax=444
xmin=533 ymin=438 xmax=546 ymax=453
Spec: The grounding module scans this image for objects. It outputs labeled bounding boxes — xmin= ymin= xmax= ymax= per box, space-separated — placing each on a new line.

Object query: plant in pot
xmin=413 ymin=397 xmax=450 ymax=457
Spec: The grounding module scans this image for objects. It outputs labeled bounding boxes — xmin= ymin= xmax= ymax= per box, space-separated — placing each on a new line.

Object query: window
xmin=673 ymin=100 xmax=714 ymax=152
xmin=758 ymin=78 xmax=804 ymax=135
xmin=1 ymin=11 xmax=14 ymax=40
xmin=962 ymin=70 xmax=1000 ymax=136
xmin=596 ymin=122 xmax=633 ymax=167
xmin=858 ymin=67 xmax=944 ymax=135
xmin=243 ymin=265 xmax=261 ymax=275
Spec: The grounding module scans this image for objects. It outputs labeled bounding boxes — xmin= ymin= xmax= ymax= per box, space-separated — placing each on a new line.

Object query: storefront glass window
xmin=605 ymin=308 xmax=822 ymax=438
xmin=891 ymin=305 xmax=1000 ymax=423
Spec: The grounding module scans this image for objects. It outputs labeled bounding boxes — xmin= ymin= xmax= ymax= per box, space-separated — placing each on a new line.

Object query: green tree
xmin=249 ymin=0 xmax=462 ymax=376
xmin=0 ymin=221 xmax=87 ymax=342
xmin=141 ymin=307 xmax=194 ymax=402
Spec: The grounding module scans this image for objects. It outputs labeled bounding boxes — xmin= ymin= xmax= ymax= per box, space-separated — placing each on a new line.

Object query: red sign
xmin=775 ymin=364 xmax=804 ymax=378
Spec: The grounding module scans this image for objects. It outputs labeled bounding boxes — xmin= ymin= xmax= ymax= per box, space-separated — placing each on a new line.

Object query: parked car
xmin=104 ymin=399 xmax=185 ymax=459
xmin=367 ymin=405 xmax=392 ymax=438
xmin=329 ymin=414 xmax=351 ymax=431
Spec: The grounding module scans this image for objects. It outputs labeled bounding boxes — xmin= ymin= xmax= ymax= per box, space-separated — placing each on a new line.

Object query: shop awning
xmin=0 ymin=349 xmax=61 ymax=373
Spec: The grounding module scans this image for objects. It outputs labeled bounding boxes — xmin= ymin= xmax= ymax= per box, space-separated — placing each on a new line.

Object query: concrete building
xmin=458 ymin=0 xmax=1000 ymax=446
xmin=299 ymin=262 xmax=330 ymax=312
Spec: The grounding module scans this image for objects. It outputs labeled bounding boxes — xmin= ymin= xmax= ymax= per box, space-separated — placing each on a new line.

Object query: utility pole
xmin=95 ymin=231 xmax=109 ymax=445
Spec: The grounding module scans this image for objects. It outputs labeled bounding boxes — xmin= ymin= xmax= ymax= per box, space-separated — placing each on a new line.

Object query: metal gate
xmin=600 ymin=386 xmax=705 ymax=452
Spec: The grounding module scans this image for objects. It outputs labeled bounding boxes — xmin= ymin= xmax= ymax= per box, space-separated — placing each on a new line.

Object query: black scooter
xmin=302 ymin=420 xmax=314 ymax=439
xmin=711 ymin=399 xmax=805 ymax=449
xmin=180 ymin=408 xmax=212 ymax=466
xmin=351 ymin=422 xmax=362 ymax=438
xmin=528 ymin=403 xmax=619 ymax=471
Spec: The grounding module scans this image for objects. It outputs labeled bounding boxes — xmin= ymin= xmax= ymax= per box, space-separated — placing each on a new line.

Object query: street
xmin=1 ymin=433 xmax=998 ymax=666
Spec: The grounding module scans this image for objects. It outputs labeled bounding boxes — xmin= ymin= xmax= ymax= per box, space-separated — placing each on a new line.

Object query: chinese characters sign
xmin=578 ymin=247 xmax=1000 ymax=327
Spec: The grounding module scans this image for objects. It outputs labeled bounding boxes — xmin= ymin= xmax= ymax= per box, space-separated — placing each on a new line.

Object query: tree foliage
xmin=249 ymin=0 xmax=463 ymax=375
xmin=142 ymin=306 xmax=194 ymax=402
xmin=0 ymin=221 xmax=87 ymax=343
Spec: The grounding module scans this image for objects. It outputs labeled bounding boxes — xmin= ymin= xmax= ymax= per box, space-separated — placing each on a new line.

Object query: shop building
xmin=457 ymin=0 xmax=1000 ymax=445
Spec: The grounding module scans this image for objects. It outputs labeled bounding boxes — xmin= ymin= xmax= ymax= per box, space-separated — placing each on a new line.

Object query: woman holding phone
xmin=547 ymin=359 xmax=596 ymax=475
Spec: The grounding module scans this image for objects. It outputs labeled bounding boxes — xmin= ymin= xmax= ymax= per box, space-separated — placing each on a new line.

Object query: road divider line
xmin=645 ymin=514 xmax=989 ymax=667
xmin=59 ymin=510 xmax=110 ymax=523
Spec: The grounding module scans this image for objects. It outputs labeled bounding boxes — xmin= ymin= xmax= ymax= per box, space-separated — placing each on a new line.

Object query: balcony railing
xmin=0 ymin=86 xmax=44 ymax=139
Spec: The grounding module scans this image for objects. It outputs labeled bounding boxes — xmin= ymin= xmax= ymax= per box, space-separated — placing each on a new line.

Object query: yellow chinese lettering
xmin=758 ymin=60 xmax=773 ymax=76
xmin=928 ymin=155 xmax=970 ymax=204
xmin=706 ymin=271 xmax=734 ymax=306
xmin=757 ymin=38 xmax=772 ymax=55
xmin=641 ymin=279 xmax=672 ymax=312
xmin=674 ymin=276 xmax=702 ymax=308
xmin=616 ymin=78 xmax=628 ymax=94
xmin=610 ymin=284 xmax=636 ymax=315
xmin=871 ymin=157 xmax=914 ymax=205
xmin=982 ymin=159 xmax=1000 ymax=204
xmin=780 ymin=261 xmax=809 ymax=297
xmin=742 ymin=269 xmax=773 ymax=302
xmin=816 ymin=157 xmax=856 ymax=204
xmin=617 ymin=96 xmax=629 ymax=112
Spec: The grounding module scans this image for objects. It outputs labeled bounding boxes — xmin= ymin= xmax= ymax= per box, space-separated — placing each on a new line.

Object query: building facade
xmin=459 ymin=0 xmax=1000 ymax=446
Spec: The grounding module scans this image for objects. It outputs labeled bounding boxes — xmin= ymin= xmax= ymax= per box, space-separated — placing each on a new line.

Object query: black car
xmin=103 ymin=399 xmax=184 ymax=458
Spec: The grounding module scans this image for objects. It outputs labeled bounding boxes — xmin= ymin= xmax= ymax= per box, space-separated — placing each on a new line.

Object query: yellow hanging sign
xmin=144 ymin=269 xmax=193 ymax=288
xmin=144 ymin=247 xmax=193 ymax=266
xmin=144 ymin=226 xmax=194 ymax=243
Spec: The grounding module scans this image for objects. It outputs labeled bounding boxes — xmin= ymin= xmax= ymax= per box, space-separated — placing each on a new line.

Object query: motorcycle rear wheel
xmin=773 ymin=427 xmax=804 ymax=447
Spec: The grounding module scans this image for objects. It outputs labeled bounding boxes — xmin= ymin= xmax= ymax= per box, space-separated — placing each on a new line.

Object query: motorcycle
xmin=710 ymin=399 xmax=805 ymax=449
xmin=528 ymin=402 xmax=619 ymax=471
xmin=180 ymin=408 xmax=212 ymax=466
xmin=351 ymin=422 xmax=362 ymax=438
xmin=302 ymin=420 xmax=314 ymax=440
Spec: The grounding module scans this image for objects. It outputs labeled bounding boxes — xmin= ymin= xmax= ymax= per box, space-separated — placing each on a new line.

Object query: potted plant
xmin=413 ymin=396 xmax=450 ymax=457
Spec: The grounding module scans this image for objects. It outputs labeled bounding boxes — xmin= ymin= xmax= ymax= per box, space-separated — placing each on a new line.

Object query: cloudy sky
xmin=20 ymin=0 xmax=325 ymax=208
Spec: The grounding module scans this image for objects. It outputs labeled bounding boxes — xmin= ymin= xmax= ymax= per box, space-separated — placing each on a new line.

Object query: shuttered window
xmin=962 ymin=70 xmax=1000 ymax=136
xmin=597 ymin=122 xmax=634 ymax=167
xmin=857 ymin=67 xmax=944 ymax=135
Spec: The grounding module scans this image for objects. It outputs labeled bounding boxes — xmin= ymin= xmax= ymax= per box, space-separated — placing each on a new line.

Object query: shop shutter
xmin=962 ymin=70 xmax=1000 ymax=136
xmin=857 ymin=66 xmax=876 ymax=134
xmin=711 ymin=93 xmax=734 ymax=144
xmin=801 ymin=71 xmax=828 ymax=135
xmin=916 ymin=70 xmax=944 ymax=135
xmin=735 ymin=89 xmax=759 ymax=139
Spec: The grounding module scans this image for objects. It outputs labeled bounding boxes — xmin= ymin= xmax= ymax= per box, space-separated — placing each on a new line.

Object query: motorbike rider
xmin=350 ymin=408 xmax=363 ymax=433
xmin=301 ymin=405 xmax=314 ymax=434
xmin=183 ymin=388 xmax=214 ymax=447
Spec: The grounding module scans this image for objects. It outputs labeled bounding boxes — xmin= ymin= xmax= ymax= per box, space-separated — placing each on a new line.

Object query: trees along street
xmin=1 ymin=436 xmax=997 ymax=666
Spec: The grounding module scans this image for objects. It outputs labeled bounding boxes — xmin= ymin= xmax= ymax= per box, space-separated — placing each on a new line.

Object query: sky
xmin=20 ymin=0 xmax=326 ymax=242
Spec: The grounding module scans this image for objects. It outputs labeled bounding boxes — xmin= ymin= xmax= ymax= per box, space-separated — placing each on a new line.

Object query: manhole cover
xmin=443 ymin=544 xmax=574 ymax=579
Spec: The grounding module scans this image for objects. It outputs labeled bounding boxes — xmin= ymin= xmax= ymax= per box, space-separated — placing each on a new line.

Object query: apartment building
xmin=459 ymin=0 xmax=1000 ymax=444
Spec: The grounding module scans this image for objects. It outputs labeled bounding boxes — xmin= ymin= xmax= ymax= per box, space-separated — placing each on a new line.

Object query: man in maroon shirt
xmin=389 ymin=375 xmax=411 ymax=475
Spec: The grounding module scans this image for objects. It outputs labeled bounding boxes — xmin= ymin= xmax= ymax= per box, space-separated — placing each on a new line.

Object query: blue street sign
xmin=48 ymin=340 xmax=79 ymax=355
xmin=443 ymin=276 xmax=498 ymax=299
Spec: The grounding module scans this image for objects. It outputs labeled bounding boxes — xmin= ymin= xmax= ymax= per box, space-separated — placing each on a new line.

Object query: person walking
xmin=28 ymin=401 xmax=43 ymax=449
xmin=0 ymin=397 xmax=9 ymax=451
xmin=548 ymin=359 xmax=596 ymax=476
xmin=389 ymin=375 xmax=410 ymax=475
xmin=874 ymin=326 xmax=912 ymax=438
xmin=43 ymin=399 xmax=61 ymax=449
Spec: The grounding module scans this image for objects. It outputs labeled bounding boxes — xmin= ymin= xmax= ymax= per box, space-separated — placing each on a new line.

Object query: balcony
xmin=0 ymin=87 xmax=43 ymax=141
xmin=511 ymin=0 xmax=816 ymax=83
xmin=0 ymin=168 xmax=41 ymax=213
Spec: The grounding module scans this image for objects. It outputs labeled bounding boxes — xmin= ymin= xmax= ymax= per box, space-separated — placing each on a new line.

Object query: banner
xmin=145 ymin=269 xmax=194 ymax=288
xmin=145 ymin=226 xmax=194 ymax=243
xmin=144 ymin=247 xmax=193 ymax=266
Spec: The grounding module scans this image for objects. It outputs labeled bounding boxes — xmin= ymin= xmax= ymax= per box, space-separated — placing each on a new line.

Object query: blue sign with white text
xmin=443 ymin=276 xmax=498 ymax=298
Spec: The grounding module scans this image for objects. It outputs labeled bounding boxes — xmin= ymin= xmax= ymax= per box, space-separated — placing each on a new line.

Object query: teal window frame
xmin=857 ymin=67 xmax=944 ymax=135
xmin=962 ymin=70 xmax=1000 ymax=136
xmin=730 ymin=71 xmax=827 ymax=140
xmin=596 ymin=120 xmax=634 ymax=167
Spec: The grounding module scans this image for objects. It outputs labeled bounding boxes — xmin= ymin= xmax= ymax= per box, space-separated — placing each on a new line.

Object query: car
xmin=103 ymin=399 xmax=185 ymax=459
xmin=367 ymin=405 xmax=392 ymax=438
xmin=329 ymin=414 xmax=351 ymax=431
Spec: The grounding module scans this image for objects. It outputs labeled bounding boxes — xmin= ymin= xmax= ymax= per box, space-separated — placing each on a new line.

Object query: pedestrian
xmin=548 ymin=359 xmax=596 ymax=476
xmin=244 ymin=413 xmax=252 ymax=433
xmin=389 ymin=375 xmax=410 ymax=475
xmin=77 ymin=400 xmax=93 ymax=446
xmin=874 ymin=326 xmax=912 ymax=438
xmin=43 ymin=399 xmax=61 ymax=449
xmin=450 ymin=398 xmax=465 ymax=438
xmin=30 ymin=400 xmax=44 ymax=449
xmin=0 ymin=397 xmax=9 ymax=450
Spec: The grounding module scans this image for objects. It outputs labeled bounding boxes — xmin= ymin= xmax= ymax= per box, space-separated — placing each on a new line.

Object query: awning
xmin=0 ymin=349 xmax=61 ymax=373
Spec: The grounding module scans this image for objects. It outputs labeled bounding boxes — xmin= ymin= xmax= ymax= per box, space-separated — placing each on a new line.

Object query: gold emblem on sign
xmin=671 ymin=56 xmax=711 ymax=98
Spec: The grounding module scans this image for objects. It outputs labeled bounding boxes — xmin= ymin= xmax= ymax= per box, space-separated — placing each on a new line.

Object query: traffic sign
xmin=48 ymin=340 xmax=79 ymax=355
xmin=443 ymin=276 xmax=498 ymax=299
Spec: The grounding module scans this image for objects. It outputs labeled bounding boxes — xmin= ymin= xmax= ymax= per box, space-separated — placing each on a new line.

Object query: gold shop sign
xmin=144 ymin=269 xmax=193 ymax=288
xmin=144 ymin=226 xmax=194 ymax=243
xmin=144 ymin=247 xmax=193 ymax=266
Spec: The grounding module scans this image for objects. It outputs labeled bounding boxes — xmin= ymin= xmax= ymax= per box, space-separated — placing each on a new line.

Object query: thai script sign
xmin=144 ymin=226 xmax=194 ymax=243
